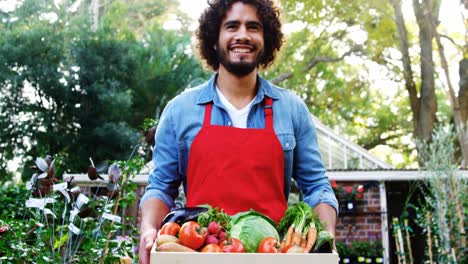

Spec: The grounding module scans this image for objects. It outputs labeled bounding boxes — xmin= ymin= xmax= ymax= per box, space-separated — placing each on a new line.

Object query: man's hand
xmin=138 ymin=227 xmax=157 ymax=264
xmin=314 ymin=203 xmax=337 ymax=252
xmin=138 ymin=198 xmax=170 ymax=264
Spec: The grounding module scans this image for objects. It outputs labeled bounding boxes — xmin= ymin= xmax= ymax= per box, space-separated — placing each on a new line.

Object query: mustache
xmin=228 ymin=41 xmax=256 ymax=50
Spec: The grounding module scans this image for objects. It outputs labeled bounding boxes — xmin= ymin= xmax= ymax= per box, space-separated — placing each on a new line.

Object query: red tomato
xmin=201 ymin=244 xmax=223 ymax=253
xmin=178 ymin=221 xmax=206 ymax=250
xmin=159 ymin=222 xmax=180 ymax=236
xmin=219 ymin=238 xmax=245 ymax=253
xmin=257 ymin=237 xmax=281 ymax=253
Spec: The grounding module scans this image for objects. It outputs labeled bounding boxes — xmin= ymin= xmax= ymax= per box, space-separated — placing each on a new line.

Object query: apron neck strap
xmin=202 ymin=97 xmax=274 ymax=129
xmin=203 ymin=103 xmax=213 ymax=128
xmin=264 ymin=97 xmax=274 ymax=130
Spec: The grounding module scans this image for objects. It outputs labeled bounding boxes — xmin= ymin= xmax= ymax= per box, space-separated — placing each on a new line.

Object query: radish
xmin=205 ymin=235 xmax=219 ymax=245
xmin=207 ymin=221 xmax=220 ymax=234
xmin=218 ymin=231 xmax=227 ymax=240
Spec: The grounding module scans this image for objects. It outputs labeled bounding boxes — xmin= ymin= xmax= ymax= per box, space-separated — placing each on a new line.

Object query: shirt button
xmin=285 ymin=143 xmax=290 ymax=147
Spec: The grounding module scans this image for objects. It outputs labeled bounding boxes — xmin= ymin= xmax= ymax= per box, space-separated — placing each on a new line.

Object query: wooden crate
xmin=151 ymin=244 xmax=339 ymax=264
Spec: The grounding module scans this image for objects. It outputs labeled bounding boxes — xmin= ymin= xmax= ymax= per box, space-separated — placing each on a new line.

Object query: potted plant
xmin=337 ymin=241 xmax=354 ymax=264
xmin=334 ymin=184 xmax=365 ymax=214
xmin=371 ymin=240 xmax=384 ymax=263
xmin=351 ymin=241 xmax=372 ymax=263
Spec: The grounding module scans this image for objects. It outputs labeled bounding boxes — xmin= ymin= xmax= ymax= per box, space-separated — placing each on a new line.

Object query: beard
xmin=216 ymin=44 xmax=263 ymax=77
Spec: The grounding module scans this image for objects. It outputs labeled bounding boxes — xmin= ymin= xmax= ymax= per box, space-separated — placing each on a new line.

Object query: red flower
xmin=357 ymin=185 xmax=364 ymax=193
xmin=345 ymin=186 xmax=353 ymax=194
xmin=356 ymin=193 xmax=364 ymax=199
xmin=330 ymin=180 xmax=337 ymax=189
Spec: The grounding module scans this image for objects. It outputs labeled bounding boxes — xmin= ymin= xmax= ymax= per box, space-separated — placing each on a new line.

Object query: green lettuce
xmin=229 ymin=210 xmax=280 ymax=253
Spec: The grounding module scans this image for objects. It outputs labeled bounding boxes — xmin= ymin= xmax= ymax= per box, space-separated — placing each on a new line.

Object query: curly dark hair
xmin=196 ymin=0 xmax=284 ymax=71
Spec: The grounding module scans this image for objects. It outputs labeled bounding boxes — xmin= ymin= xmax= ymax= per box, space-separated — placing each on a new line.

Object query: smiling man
xmin=138 ymin=1 xmax=338 ymax=263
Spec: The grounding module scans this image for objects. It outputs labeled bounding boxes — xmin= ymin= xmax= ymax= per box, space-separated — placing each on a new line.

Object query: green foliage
xmin=395 ymin=126 xmax=467 ymax=263
xmin=0 ymin=0 xmax=207 ymax=182
xmin=0 ymin=185 xmax=29 ymax=220
xmin=0 ymin=155 xmax=145 ymax=263
xmin=265 ymin=0 xmax=415 ymax=166
xmin=130 ymin=23 xmax=210 ymax=125
xmin=415 ymin=125 xmax=467 ymax=263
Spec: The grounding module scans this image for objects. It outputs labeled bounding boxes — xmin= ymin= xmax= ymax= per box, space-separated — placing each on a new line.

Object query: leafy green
xmin=313 ymin=230 xmax=335 ymax=253
xmin=197 ymin=207 xmax=231 ymax=231
xmin=229 ymin=210 xmax=279 ymax=253
xmin=277 ymin=202 xmax=321 ymax=239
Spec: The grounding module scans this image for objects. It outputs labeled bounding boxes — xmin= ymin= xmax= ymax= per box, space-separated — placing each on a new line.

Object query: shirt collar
xmin=196 ymin=73 xmax=280 ymax=105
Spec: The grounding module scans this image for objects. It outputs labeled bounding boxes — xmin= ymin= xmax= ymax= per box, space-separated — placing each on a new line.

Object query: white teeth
xmin=232 ymin=48 xmax=251 ymax=53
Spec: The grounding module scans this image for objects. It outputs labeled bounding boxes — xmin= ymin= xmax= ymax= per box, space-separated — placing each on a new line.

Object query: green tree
xmin=390 ymin=0 xmax=468 ymax=165
xmin=267 ymin=0 xmax=415 ymax=165
xmin=0 ymin=0 xmax=207 ymax=182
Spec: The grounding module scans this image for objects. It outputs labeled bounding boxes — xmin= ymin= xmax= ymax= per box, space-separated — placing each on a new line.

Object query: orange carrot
xmin=292 ymin=228 xmax=302 ymax=246
xmin=285 ymin=224 xmax=295 ymax=246
xmin=300 ymin=236 xmax=307 ymax=248
xmin=305 ymin=223 xmax=317 ymax=253
xmin=280 ymin=238 xmax=286 ymax=248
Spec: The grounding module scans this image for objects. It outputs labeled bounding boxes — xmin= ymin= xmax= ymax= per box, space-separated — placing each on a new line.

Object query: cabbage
xmin=229 ymin=210 xmax=280 ymax=253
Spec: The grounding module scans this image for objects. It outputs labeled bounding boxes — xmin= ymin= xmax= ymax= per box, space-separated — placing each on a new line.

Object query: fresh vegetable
xmin=286 ymin=245 xmax=306 ymax=254
xmin=312 ymin=230 xmax=334 ymax=253
xmin=156 ymin=242 xmax=197 ymax=252
xmin=229 ymin=210 xmax=280 ymax=253
xmin=201 ymin=244 xmax=223 ymax=253
xmin=218 ymin=231 xmax=227 ymax=240
xmin=219 ymin=238 xmax=245 ymax=253
xmin=161 ymin=207 xmax=208 ymax=226
xmin=178 ymin=221 xmax=207 ymax=250
xmin=257 ymin=237 xmax=281 ymax=253
xmin=207 ymin=221 xmax=221 ymax=234
xmin=197 ymin=207 xmax=231 ymax=231
xmin=305 ymin=222 xmax=317 ymax=252
xmin=158 ymin=222 xmax=180 ymax=236
xmin=205 ymin=235 xmax=219 ymax=245
xmin=277 ymin=202 xmax=321 ymax=250
xmin=281 ymin=245 xmax=293 ymax=253
xmin=155 ymin=235 xmax=179 ymax=246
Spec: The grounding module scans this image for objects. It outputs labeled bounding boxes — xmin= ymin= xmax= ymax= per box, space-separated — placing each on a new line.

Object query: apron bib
xmin=186 ymin=97 xmax=287 ymax=223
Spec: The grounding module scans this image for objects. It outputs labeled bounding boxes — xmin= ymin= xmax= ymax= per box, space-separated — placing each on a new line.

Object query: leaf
xmin=108 ymin=163 xmax=122 ymax=183
xmin=58 ymin=189 xmax=71 ymax=203
xmin=54 ymin=233 xmax=69 ymax=250
xmin=35 ymin=157 xmax=49 ymax=172
xmin=43 ymin=208 xmax=57 ymax=218
xmin=37 ymin=172 xmax=48 ymax=179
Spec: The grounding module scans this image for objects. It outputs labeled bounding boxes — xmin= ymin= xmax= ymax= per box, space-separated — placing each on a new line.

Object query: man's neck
xmin=216 ymin=66 xmax=258 ymax=110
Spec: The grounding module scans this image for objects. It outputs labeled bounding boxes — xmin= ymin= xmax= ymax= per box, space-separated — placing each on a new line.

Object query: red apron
xmin=186 ymin=97 xmax=287 ymax=223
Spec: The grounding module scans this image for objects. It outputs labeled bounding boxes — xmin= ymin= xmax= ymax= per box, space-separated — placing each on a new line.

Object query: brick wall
xmin=334 ymin=181 xmax=382 ymax=246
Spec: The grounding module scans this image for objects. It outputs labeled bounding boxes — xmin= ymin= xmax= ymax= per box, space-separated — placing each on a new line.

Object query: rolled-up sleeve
xmin=140 ymin=101 xmax=181 ymax=209
xmin=293 ymin=100 xmax=339 ymax=215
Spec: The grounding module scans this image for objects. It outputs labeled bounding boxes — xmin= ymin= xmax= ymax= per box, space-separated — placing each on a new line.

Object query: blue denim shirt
xmin=141 ymin=74 xmax=338 ymax=214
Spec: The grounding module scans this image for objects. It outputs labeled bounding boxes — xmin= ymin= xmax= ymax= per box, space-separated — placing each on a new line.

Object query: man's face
xmin=216 ymin=2 xmax=264 ymax=77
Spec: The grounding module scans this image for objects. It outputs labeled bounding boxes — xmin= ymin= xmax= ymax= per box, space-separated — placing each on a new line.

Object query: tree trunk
xmin=460 ymin=59 xmax=468 ymax=123
xmin=427 ymin=0 xmax=468 ymax=167
xmin=91 ymin=0 xmax=99 ymax=31
xmin=412 ymin=0 xmax=437 ymax=142
xmin=390 ymin=0 xmax=437 ymax=162
xmin=390 ymin=0 xmax=420 ymax=134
